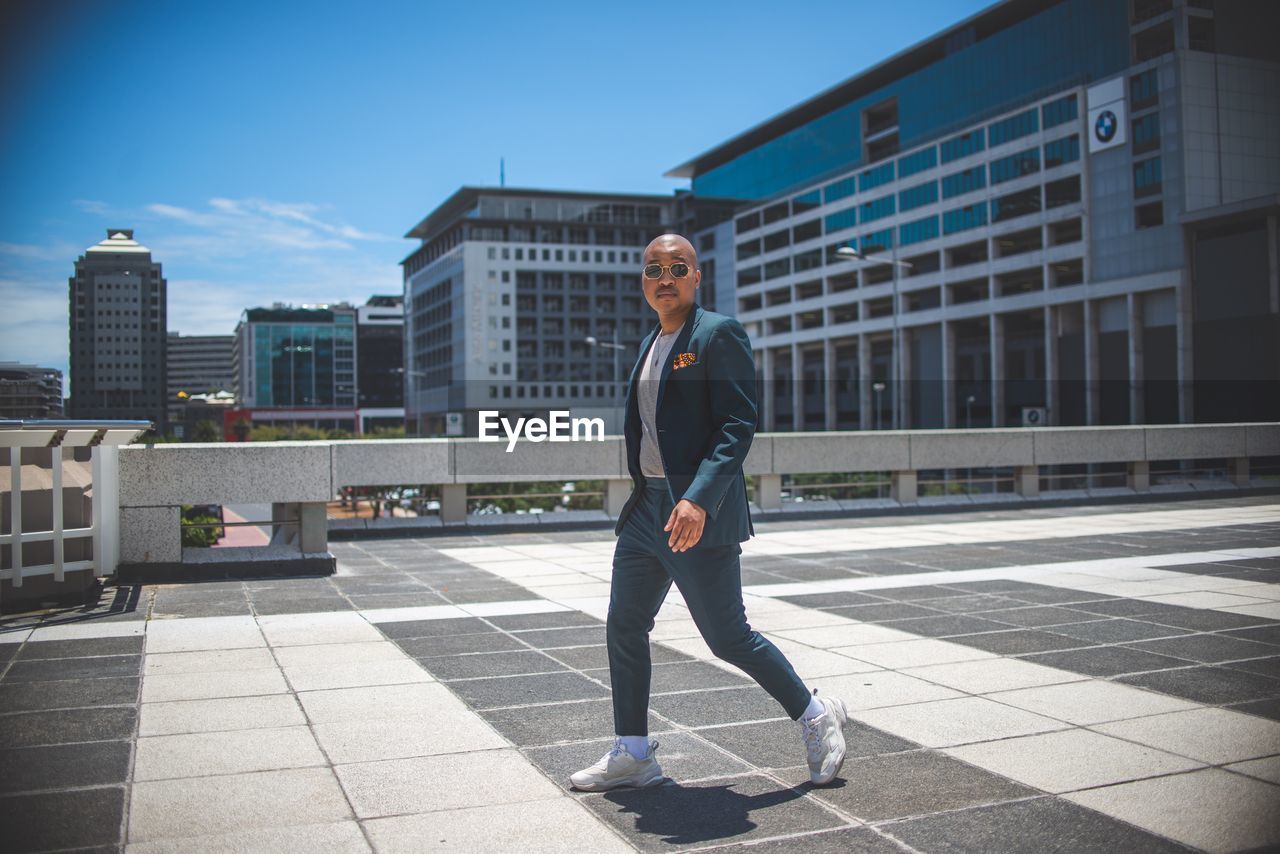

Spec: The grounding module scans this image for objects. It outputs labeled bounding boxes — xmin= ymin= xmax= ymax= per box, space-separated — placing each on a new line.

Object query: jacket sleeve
xmin=680 ymin=319 xmax=758 ymax=519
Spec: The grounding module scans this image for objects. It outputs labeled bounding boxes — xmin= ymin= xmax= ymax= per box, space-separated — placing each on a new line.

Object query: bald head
xmin=644 ymin=233 xmax=698 ymax=268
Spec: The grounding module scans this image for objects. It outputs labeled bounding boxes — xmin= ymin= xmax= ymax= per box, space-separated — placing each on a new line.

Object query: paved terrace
xmin=3 ymin=494 xmax=1280 ymax=853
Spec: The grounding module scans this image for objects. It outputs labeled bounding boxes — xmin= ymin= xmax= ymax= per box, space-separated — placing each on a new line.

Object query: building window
xmin=1043 ymin=135 xmax=1081 ymax=168
xmin=764 ymin=258 xmax=791 ymax=280
xmin=1135 ymin=201 xmax=1164 ymax=229
xmin=899 ymin=215 xmax=940 ymax=246
xmin=737 ymin=239 xmax=761 ymax=261
xmin=735 ymin=211 xmax=760 ymax=233
xmin=1188 ymin=15 xmax=1215 ymax=52
xmin=1046 ymin=175 xmax=1082 ymax=208
xmin=1134 ymin=157 xmax=1163 ymax=197
xmin=860 ymin=194 xmax=895 ymax=224
xmin=824 ymin=207 xmax=858 ymax=234
xmin=1132 ymin=113 xmax=1160 ymax=154
xmin=860 ymin=228 xmax=893 ymax=253
xmin=859 ymin=162 xmax=895 ymax=193
xmin=763 ymin=229 xmax=789 ymax=252
xmin=898 ymin=181 xmax=939 ymax=212
xmin=1130 ymin=68 xmax=1159 ymax=110
xmin=792 ymin=190 xmax=821 ymax=213
xmin=943 ymin=204 xmax=988 ymax=235
xmin=941 ymin=166 xmax=986 ymax=199
xmin=897 ymin=147 xmax=937 ymax=179
xmin=792 ymin=219 xmax=821 ymax=243
xmin=991 ymin=186 xmax=1042 ymax=223
xmin=1041 ymin=94 xmax=1079 ymax=129
xmin=988 ymin=108 xmax=1039 ymax=147
xmin=990 ymin=147 xmax=1041 ymax=184
xmin=940 ymin=128 xmax=985 ymax=164
xmin=763 ymin=201 xmax=789 ymax=224
xmin=824 ymin=175 xmax=857 ymax=204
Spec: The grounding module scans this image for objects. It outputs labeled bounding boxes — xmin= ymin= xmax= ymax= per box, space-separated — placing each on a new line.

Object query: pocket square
xmin=672 ymin=352 xmax=698 ymax=370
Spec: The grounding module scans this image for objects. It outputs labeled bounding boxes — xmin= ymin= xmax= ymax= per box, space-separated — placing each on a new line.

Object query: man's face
xmin=641 ymin=235 xmax=700 ymax=318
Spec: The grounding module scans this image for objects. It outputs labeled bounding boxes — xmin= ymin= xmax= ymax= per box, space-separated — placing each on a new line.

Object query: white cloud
xmin=0 ymin=276 xmax=70 ymax=375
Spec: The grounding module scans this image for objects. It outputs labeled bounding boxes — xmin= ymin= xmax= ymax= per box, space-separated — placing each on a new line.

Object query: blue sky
xmin=0 ymin=0 xmax=990 ymax=390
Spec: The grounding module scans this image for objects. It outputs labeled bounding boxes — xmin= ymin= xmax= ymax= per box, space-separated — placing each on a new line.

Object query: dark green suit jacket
xmin=616 ymin=304 xmax=757 ymax=545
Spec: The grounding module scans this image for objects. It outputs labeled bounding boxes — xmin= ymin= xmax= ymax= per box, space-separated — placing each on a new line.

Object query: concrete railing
xmin=112 ymin=423 xmax=1280 ymax=577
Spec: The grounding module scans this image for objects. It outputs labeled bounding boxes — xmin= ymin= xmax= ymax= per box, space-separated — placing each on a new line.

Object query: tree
xmin=192 ymin=420 xmax=221 ymax=442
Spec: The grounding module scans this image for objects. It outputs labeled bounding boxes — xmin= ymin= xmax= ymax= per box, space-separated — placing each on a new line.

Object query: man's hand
xmin=664 ymin=499 xmax=707 ymax=552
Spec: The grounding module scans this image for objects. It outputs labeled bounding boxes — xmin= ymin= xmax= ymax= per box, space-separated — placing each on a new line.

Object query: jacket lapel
xmin=655 ymin=305 xmax=702 ymax=414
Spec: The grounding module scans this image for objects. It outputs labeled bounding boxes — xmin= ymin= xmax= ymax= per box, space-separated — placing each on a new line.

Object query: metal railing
xmin=1 ymin=420 xmax=150 ymax=590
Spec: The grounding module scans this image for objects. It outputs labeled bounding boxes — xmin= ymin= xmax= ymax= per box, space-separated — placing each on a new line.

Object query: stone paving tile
xmin=510 ymin=625 xmax=609 ymax=649
xmin=141 ymin=667 xmax=289 ymax=703
xmin=945 ymin=628 xmax=1095 ymax=656
xmin=1065 ymin=768 xmax=1280 ymax=852
xmin=0 ymin=675 xmax=140 ymax=713
xmin=779 ymin=591 xmax=893 ymax=609
xmin=886 ymin=796 xmax=1195 ymax=853
xmin=396 ymin=631 xmax=529 ymax=658
xmin=809 ymin=749 xmax=1037 ymax=822
xmin=376 ymin=616 xmax=496 ymax=639
xmin=335 ymin=748 xmax=563 ymax=818
xmin=977 ymin=605 xmax=1102 ymax=629
xmin=1122 ymin=633 xmax=1278 ymax=664
xmin=363 ymin=799 xmax=632 ymax=854
xmin=649 ymin=686 xmax=791 ymax=728
xmin=1092 ymin=707 xmax=1280 ymax=764
xmin=1140 ymin=608 xmax=1275 ymax=632
xmin=427 ymin=649 xmax=569 ymax=680
xmin=1020 ymin=646 xmax=1194 ymax=678
xmin=903 ymin=657 xmax=1087 ymax=694
xmin=1223 ymin=624 xmax=1280 ymax=647
xmin=853 ymin=696 xmax=1068 ymax=748
xmin=144 ymin=647 xmax=278 ymax=676
xmin=128 ymin=768 xmax=354 ymax=843
xmin=1116 ymin=664 xmax=1280 ymax=705
xmin=449 ymin=670 xmax=611 ymax=709
xmin=140 ymin=693 xmax=307 ymax=736
xmin=1043 ymin=618 xmax=1192 ymax=644
xmin=3 ymin=653 xmax=141 ymax=683
xmin=580 ymin=772 xmax=847 ymax=851
xmin=986 ymin=679 xmax=1200 ymax=725
xmin=134 ymin=726 xmax=327 ymax=781
xmin=1229 ymin=697 xmax=1280 ymax=722
xmin=547 ymin=643 xmax=693 ymax=671
xmin=485 ymin=610 xmax=604 ymax=631
xmin=13 ymin=635 xmax=144 ymax=659
xmin=126 ymin=821 xmax=372 ymax=854
xmin=824 ymin=602 xmax=947 ymax=622
xmin=943 ymin=728 xmax=1203 ymax=793
xmin=0 ymin=705 xmax=137 ymax=749
xmin=311 ymin=709 xmax=507 ymax=764
xmin=875 ymin=613 xmax=1017 ymax=638
xmin=0 ymin=740 xmax=132 ymax=794
xmin=1225 ymin=755 xmax=1280 ymax=785
xmin=587 ymin=661 xmax=752 ymax=695
xmin=0 ymin=786 xmax=126 ymax=852
xmin=478 ymin=697 xmax=668 ymax=748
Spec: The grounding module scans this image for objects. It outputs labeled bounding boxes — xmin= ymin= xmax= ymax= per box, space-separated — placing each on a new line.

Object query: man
xmin=570 ymin=233 xmax=848 ymax=792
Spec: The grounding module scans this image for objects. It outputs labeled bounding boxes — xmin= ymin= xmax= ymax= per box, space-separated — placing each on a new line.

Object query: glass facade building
xmin=668 ymin=0 xmax=1280 ymax=431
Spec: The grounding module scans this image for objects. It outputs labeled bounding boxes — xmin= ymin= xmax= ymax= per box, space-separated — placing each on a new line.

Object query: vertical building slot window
xmin=1134 ymin=157 xmax=1163 ymax=197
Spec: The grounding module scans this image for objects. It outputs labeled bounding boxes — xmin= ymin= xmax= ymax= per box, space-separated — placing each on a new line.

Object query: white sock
xmin=618 ymin=735 xmax=649 ymax=759
xmin=800 ymin=693 xmax=825 ymax=721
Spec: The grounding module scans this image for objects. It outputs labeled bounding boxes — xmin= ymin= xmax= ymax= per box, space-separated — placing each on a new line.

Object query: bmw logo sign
xmin=1095 ymin=110 xmax=1118 ymax=143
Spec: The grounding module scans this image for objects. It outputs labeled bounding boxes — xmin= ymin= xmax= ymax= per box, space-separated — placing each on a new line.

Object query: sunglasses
xmin=642 ymin=262 xmax=693 ymax=280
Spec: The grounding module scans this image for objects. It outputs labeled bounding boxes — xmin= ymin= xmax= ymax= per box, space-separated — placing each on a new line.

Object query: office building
xmin=0 ymin=363 xmax=63 ymax=418
xmin=400 ymin=188 xmax=673 ymax=435
xmin=166 ymin=332 xmax=234 ymax=429
xmin=356 ymin=295 xmax=405 ymax=434
xmin=67 ymin=229 xmax=169 ymax=431
xmin=669 ymin=0 xmax=1280 ymax=430
xmin=231 ymin=302 xmax=358 ymax=434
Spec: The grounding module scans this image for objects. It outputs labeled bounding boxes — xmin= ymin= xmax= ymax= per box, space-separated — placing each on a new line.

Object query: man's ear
xmin=694 ymin=268 xmax=701 ymax=289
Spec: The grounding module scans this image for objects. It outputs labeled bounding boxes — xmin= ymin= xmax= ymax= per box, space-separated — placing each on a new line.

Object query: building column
xmin=989 ymin=314 xmax=1005 ymax=427
xmin=823 ymin=338 xmax=838 ymax=431
xmin=858 ymin=335 xmax=873 ymax=431
xmin=941 ymin=321 xmax=956 ymax=429
xmin=791 ymin=342 xmax=804 ymax=432
xmin=1044 ymin=305 xmax=1059 ymax=426
xmin=1084 ymin=299 xmax=1101 ymax=426
xmin=760 ymin=348 xmax=775 ymax=432
xmin=1128 ymin=292 xmax=1145 ymax=425
xmin=1176 ymin=253 xmax=1195 ymax=424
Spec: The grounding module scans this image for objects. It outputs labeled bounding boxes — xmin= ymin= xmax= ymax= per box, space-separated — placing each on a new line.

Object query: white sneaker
xmin=569 ymin=738 xmax=664 ymax=792
xmin=800 ymin=695 xmax=848 ymax=785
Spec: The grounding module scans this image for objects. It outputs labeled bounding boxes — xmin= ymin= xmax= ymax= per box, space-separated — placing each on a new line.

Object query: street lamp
xmin=585 ymin=330 xmax=626 ymax=404
xmin=836 ymin=244 xmax=913 ymax=430
xmin=872 ymin=381 xmax=886 ymax=431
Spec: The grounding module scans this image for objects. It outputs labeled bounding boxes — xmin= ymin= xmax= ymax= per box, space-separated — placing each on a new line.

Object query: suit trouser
xmin=607 ymin=478 xmax=811 ymax=735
